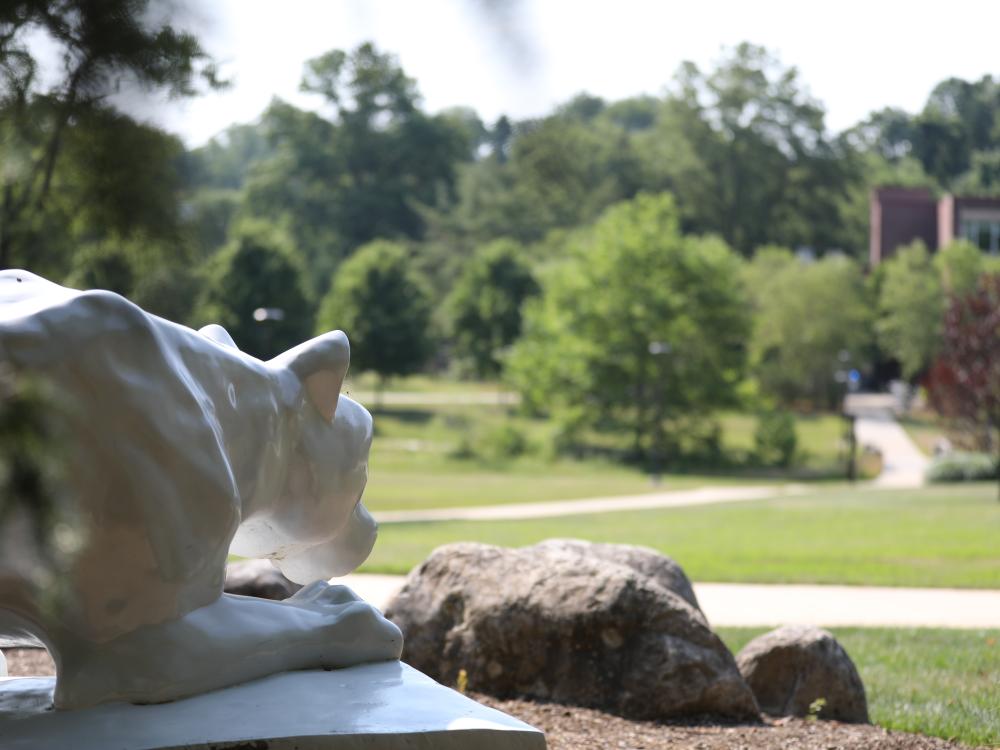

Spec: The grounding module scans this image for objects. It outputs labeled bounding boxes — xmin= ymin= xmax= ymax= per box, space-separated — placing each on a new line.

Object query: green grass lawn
xmin=365 ymin=449 xmax=773 ymax=512
xmin=717 ymin=627 xmax=1000 ymax=747
xmin=359 ymin=402 xmax=850 ymax=512
xmin=363 ymin=484 xmax=1000 ymax=588
xmin=718 ymin=411 xmax=846 ymax=472
xmin=344 ymin=372 xmax=506 ymax=395
xmin=362 ymin=403 xmax=780 ymax=512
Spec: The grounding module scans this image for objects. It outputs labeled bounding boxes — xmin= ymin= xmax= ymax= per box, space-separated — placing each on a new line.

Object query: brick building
xmin=869 ymin=187 xmax=1000 ymax=265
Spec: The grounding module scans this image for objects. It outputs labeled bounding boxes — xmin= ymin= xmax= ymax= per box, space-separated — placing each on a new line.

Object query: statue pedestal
xmin=0 ymin=662 xmax=545 ymax=749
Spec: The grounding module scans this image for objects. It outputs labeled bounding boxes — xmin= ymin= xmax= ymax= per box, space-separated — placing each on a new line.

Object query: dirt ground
xmin=473 ymin=693 xmax=985 ymax=750
xmin=2 ymin=649 xmax=983 ymax=749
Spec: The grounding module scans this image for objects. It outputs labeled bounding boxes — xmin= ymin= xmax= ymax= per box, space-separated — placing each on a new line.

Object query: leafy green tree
xmin=316 ymin=240 xmax=432 ymax=390
xmin=426 ymin=107 xmax=645 ymax=260
xmin=181 ymin=122 xmax=273 ymax=191
xmin=131 ymin=266 xmax=203 ymax=325
xmin=935 ymin=239 xmax=992 ymax=295
xmin=638 ymin=44 xmax=855 ymax=255
xmin=747 ymin=250 xmax=872 ymax=408
xmin=0 ymin=0 xmax=220 ymax=267
xmin=183 ymin=189 xmax=242 ymax=259
xmin=62 ymin=231 xmax=200 ymax=320
xmin=0 ymin=102 xmax=193 ymax=279
xmin=446 ymin=239 xmax=538 ymax=378
xmin=834 ymin=145 xmax=936 ymax=259
xmin=507 ymin=193 xmax=749 ymax=462
xmin=196 ymin=224 xmax=312 ymax=359
xmin=240 ymin=44 xmax=472 ymax=295
xmin=876 ymin=242 xmax=943 ymax=380
xmin=63 ymin=242 xmax=135 ymax=297
xmin=952 ymin=149 xmax=1000 ymax=195
xmin=853 ymin=75 xmax=1000 ymax=189
xmin=754 ymin=410 xmax=797 ymax=467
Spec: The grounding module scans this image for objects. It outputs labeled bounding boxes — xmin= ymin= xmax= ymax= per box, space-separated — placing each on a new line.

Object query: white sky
xmin=151 ymin=0 xmax=1000 ymax=147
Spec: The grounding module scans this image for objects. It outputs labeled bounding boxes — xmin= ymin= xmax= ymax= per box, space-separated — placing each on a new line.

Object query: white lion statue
xmin=0 ymin=270 xmax=402 ymax=709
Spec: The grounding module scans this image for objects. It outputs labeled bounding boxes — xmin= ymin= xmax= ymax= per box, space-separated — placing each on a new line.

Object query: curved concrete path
xmin=376 ymin=484 xmax=807 ymax=524
xmin=337 ymin=573 xmax=1000 ymax=629
xmin=848 ymin=394 xmax=929 ymax=489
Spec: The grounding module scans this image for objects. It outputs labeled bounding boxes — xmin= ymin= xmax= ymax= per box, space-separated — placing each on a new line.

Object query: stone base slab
xmin=0 ymin=661 xmax=545 ymax=749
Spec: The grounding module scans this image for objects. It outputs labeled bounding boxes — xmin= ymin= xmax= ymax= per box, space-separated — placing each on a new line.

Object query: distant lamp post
xmin=648 ymin=341 xmax=672 ymax=483
xmin=253 ymin=308 xmax=285 ymax=358
xmin=253 ymin=307 xmax=285 ymax=322
xmin=834 ymin=350 xmax=858 ymax=483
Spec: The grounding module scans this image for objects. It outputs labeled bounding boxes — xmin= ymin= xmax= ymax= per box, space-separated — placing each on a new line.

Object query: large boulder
xmin=736 ymin=625 xmax=869 ymax=723
xmin=532 ymin=538 xmax=701 ymax=611
xmin=224 ymin=559 xmax=301 ymax=600
xmin=385 ymin=540 xmax=758 ymax=720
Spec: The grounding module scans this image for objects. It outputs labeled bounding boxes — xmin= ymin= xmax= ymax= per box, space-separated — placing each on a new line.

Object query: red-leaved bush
xmin=926 ymin=273 xmax=1000 ymax=497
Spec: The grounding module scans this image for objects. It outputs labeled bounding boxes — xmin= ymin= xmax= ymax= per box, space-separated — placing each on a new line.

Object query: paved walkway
xmin=336 ymin=573 xmax=1000 ymax=629
xmin=848 ymin=394 xmax=929 ymax=488
xmin=376 ymin=484 xmax=807 ymax=524
xmin=349 ymin=391 xmax=519 ymax=406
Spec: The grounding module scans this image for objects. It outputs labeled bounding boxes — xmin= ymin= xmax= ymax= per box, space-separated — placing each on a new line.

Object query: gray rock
xmin=736 ymin=625 xmax=869 ymax=723
xmin=532 ymin=538 xmax=701 ymax=611
xmin=385 ymin=540 xmax=758 ymax=721
xmin=224 ymin=559 xmax=301 ymax=600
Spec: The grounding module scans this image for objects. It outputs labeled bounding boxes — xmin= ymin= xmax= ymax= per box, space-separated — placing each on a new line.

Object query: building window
xmin=960 ymin=220 xmax=1000 ymax=252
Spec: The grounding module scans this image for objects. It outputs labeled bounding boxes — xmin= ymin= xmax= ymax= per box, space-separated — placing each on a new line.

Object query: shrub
xmin=447 ymin=422 xmax=532 ymax=462
xmin=482 ymin=423 xmax=530 ymax=460
xmin=754 ymin=410 xmax=797 ymax=467
xmin=926 ymin=452 xmax=998 ymax=482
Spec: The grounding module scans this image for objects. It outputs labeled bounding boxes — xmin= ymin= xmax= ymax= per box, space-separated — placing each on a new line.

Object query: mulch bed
xmin=2 ymin=649 xmax=981 ymax=749
xmin=471 ymin=693 xmax=982 ymax=750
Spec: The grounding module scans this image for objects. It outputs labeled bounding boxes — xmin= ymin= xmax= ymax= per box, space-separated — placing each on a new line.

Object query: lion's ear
xmin=270 ymin=330 xmax=350 ymax=421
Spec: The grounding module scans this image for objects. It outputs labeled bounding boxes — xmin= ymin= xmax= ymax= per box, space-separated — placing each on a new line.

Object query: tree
xmin=0 ymin=0 xmax=220 ymax=267
xmin=446 ymin=239 xmax=538 ymax=378
xmin=852 ymin=75 xmax=1000 ymax=189
xmin=131 ymin=266 xmax=202 ymax=325
xmin=638 ymin=44 xmax=856 ymax=255
xmin=747 ymin=250 xmax=872 ymax=408
xmin=426 ymin=105 xmax=646 ymax=261
xmin=935 ymin=239 xmax=992 ymax=296
xmin=196 ymin=225 xmax=312 ymax=359
xmin=926 ymin=274 xmax=1000 ymax=499
xmin=507 ymin=193 xmax=749 ymax=463
xmin=63 ymin=241 xmax=135 ymax=297
xmin=239 ymin=43 xmax=472 ymax=295
xmin=876 ymin=242 xmax=943 ymax=380
xmin=315 ymin=240 xmax=432 ymax=392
